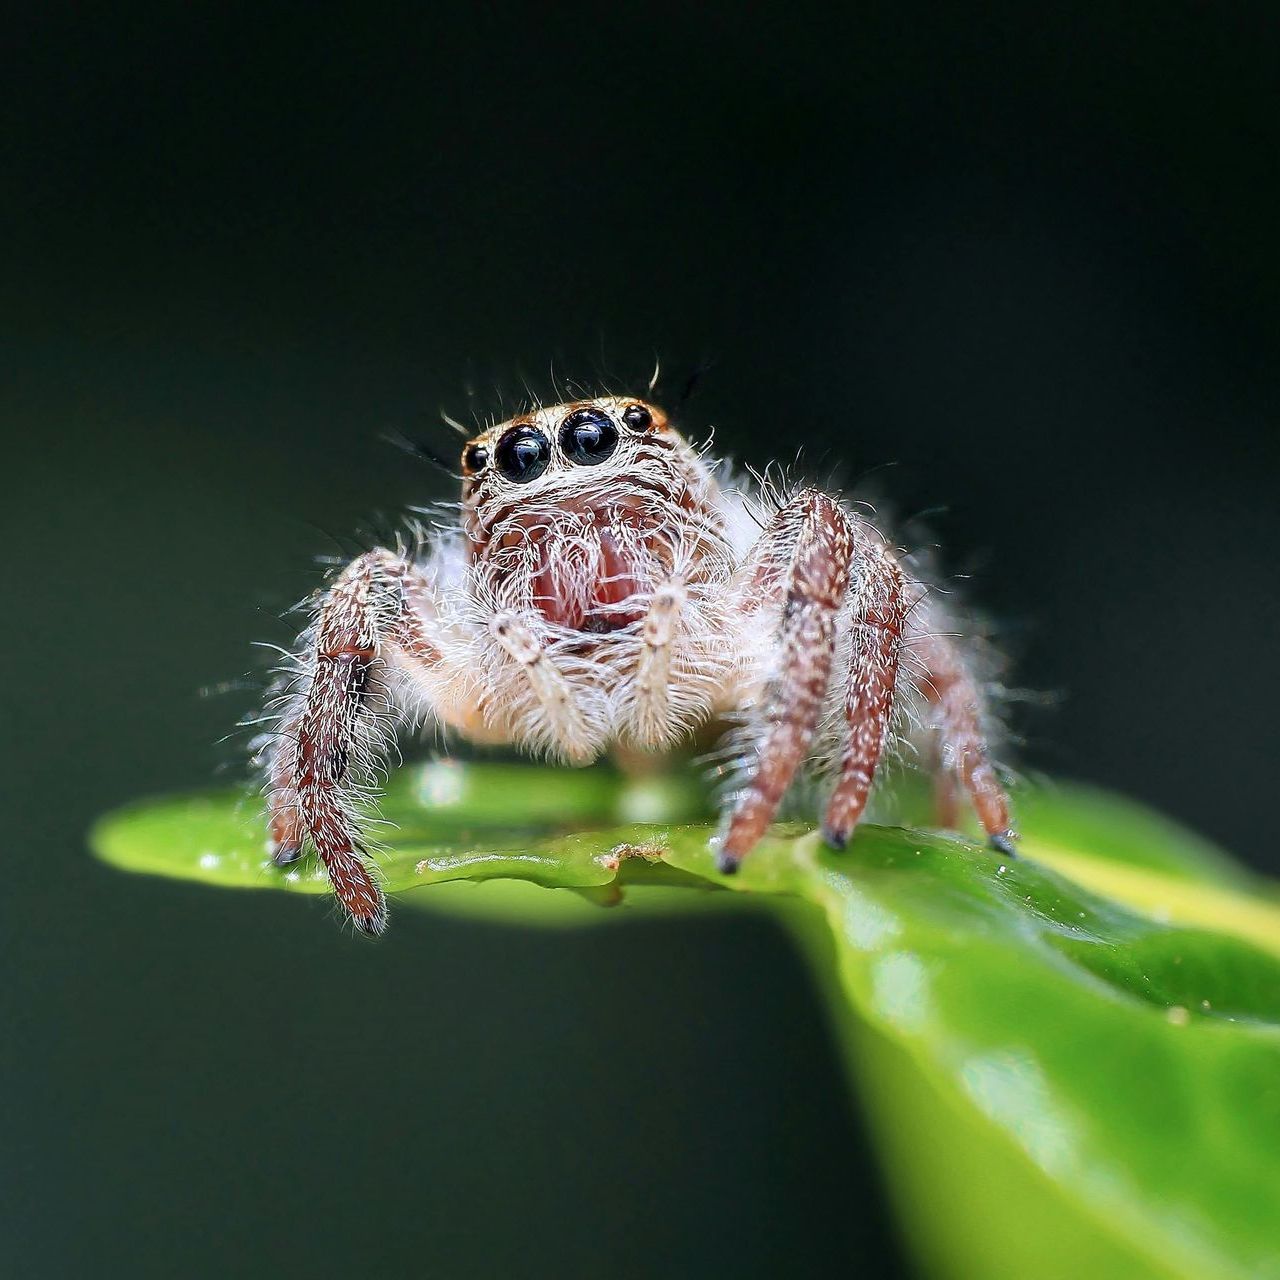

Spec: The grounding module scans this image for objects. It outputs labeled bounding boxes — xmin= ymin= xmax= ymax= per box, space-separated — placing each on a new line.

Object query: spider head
xmin=459 ymin=397 xmax=673 ymax=497
xmin=458 ymin=397 xmax=719 ymax=628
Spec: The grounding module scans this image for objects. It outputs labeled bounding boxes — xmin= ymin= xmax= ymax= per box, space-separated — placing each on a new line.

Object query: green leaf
xmin=91 ymin=765 xmax=1280 ymax=1279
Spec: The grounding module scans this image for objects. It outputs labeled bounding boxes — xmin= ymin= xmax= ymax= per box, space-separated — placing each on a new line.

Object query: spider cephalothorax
xmin=259 ymin=395 xmax=1016 ymax=934
xmin=459 ymin=397 xmax=729 ymax=632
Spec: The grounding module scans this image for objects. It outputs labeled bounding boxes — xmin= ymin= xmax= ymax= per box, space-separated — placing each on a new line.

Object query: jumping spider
xmin=260 ymin=396 xmax=1016 ymax=933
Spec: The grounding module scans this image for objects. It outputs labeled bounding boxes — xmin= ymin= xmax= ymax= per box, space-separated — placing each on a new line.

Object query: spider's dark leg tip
xmin=821 ymin=824 xmax=849 ymax=852
xmin=271 ymin=842 xmax=303 ymax=867
xmin=716 ymin=851 xmax=741 ymax=876
xmin=353 ymin=908 xmax=389 ymax=938
xmin=989 ymin=831 xmax=1020 ymax=859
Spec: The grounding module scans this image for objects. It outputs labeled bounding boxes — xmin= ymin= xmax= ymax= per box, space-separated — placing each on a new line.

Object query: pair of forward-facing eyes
xmin=463 ymin=403 xmax=654 ymax=483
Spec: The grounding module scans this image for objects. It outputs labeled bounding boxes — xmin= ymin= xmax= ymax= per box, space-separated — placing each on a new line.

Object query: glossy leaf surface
xmin=92 ymin=765 xmax=1280 ymax=1279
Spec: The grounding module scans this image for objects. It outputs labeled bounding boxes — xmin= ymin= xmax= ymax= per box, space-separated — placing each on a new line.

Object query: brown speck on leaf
xmin=600 ymin=841 xmax=668 ymax=872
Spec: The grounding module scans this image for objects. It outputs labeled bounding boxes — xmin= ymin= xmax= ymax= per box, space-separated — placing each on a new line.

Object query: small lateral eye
xmin=559 ymin=408 xmax=619 ymax=465
xmin=462 ymin=443 xmax=489 ymax=475
xmin=494 ymin=425 xmax=551 ymax=483
xmin=622 ymin=403 xmax=652 ymax=431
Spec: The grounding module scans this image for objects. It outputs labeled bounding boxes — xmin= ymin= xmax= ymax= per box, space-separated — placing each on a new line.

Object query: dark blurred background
xmin=3 ymin=4 xmax=1278 ymax=1277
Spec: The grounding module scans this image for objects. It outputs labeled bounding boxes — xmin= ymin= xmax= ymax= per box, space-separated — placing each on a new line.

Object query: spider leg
xmin=932 ymin=740 xmax=962 ymax=829
xmin=913 ymin=629 xmax=1017 ymax=853
xmin=632 ymin=581 xmax=686 ymax=747
xmin=265 ymin=548 xmax=444 ymax=934
xmin=821 ymin=540 xmax=909 ymax=849
xmin=489 ymin=612 xmax=594 ymax=762
xmin=718 ymin=491 xmax=853 ymax=871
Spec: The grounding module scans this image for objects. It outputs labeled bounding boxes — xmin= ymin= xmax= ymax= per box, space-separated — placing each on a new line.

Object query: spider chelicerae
xmin=258 ymin=394 xmax=1016 ymax=933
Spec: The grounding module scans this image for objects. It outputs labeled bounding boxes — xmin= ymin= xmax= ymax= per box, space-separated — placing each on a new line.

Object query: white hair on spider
xmin=255 ymin=392 xmax=1017 ymax=934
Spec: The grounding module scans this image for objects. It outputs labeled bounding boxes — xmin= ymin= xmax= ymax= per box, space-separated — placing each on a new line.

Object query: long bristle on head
xmin=382 ymin=429 xmax=460 ymax=478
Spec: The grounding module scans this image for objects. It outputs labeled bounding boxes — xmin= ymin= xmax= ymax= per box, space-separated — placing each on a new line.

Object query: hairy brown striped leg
xmin=821 ymin=540 xmax=909 ymax=848
xmin=267 ymin=548 xmax=442 ymax=933
xmin=718 ymin=490 xmax=853 ymax=871
xmin=913 ymin=630 xmax=1017 ymax=854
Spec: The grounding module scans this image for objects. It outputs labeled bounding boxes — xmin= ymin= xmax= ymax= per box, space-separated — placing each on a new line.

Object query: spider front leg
xmin=718 ymin=490 xmax=854 ymax=871
xmin=264 ymin=548 xmax=443 ymax=934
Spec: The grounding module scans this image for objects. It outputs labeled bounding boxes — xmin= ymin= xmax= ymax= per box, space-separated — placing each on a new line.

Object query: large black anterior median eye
xmin=494 ymin=425 xmax=551 ymax=483
xmin=559 ymin=408 xmax=619 ymax=465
